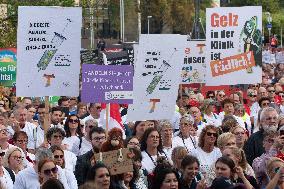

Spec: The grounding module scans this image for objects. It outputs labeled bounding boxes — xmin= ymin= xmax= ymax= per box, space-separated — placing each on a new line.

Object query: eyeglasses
xmin=261 ymin=102 xmax=270 ymax=106
xmin=52 ymin=135 xmax=62 ymax=139
xmin=43 ymin=166 xmax=58 ymax=176
xmin=249 ymin=95 xmax=257 ymax=97
xmin=11 ymin=156 xmax=24 ymax=160
xmin=208 ymin=95 xmax=215 ymax=98
xmin=218 ymin=94 xmax=225 ymax=97
xmin=92 ymin=136 xmax=106 ymax=141
xmin=69 ymin=119 xmax=79 ymax=123
xmin=97 ymin=173 xmax=110 ymax=178
xmin=16 ymin=140 xmax=28 ymax=144
xmin=206 ymin=132 xmax=218 ymax=137
xmin=268 ymin=90 xmax=275 ymax=93
xmin=0 ymin=152 xmax=5 ymax=156
xmin=54 ymin=155 xmax=64 ymax=159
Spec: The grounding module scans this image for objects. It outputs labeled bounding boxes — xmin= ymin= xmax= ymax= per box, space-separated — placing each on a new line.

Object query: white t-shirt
xmin=0 ymin=166 xmax=14 ymax=189
xmin=62 ymin=136 xmax=80 ymax=151
xmin=1 ymin=143 xmax=17 ymax=153
xmin=64 ymin=150 xmax=77 ymax=172
xmin=141 ymin=151 xmax=166 ymax=174
xmin=191 ymin=147 xmax=222 ymax=176
xmin=170 ymin=111 xmax=181 ymax=130
xmin=218 ymin=112 xmax=246 ymax=129
xmin=172 ymin=135 xmax=197 ymax=153
xmin=71 ymin=137 xmax=92 ymax=156
xmin=82 ymin=115 xmax=104 ymax=128
xmin=203 ymin=113 xmax=222 ymax=127
xmin=28 ymin=126 xmax=44 ymax=150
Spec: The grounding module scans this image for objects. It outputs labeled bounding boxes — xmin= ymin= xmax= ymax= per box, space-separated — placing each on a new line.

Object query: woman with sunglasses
xmin=50 ymin=145 xmax=78 ymax=189
xmin=38 ymin=159 xmax=62 ymax=187
xmin=86 ymin=163 xmax=111 ymax=189
xmin=63 ymin=114 xmax=84 ymax=151
xmin=3 ymin=147 xmax=24 ymax=174
xmin=191 ymin=125 xmax=221 ymax=177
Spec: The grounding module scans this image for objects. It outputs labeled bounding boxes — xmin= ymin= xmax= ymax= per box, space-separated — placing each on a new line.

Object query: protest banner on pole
xmin=0 ymin=48 xmax=16 ymax=87
xmin=127 ymin=34 xmax=186 ymax=122
xmin=16 ymin=6 xmax=82 ymax=97
xmin=205 ymin=6 xmax=262 ymax=85
xmin=181 ymin=40 xmax=206 ymax=84
xmin=81 ymin=64 xmax=133 ymax=104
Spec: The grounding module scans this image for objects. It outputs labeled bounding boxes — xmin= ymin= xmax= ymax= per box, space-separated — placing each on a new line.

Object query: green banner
xmin=0 ymin=48 xmax=16 ymax=87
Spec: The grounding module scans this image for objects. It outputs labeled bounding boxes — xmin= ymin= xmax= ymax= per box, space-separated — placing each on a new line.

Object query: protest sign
xmin=0 ymin=48 xmax=16 ymax=87
xmin=93 ymin=148 xmax=133 ymax=175
xmin=16 ymin=6 xmax=82 ymax=97
xmin=262 ymin=50 xmax=276 ymax=64
xmin=205 ymin=6 xmax=262 ymax=85
xmin=181 ymin=40 xmax=206 ymax=84
xmin=127 ymin=34 xmax=186 ymax=121
xmin=81 ymin=64 xmax=133 ymax=104
xmin=276 ymin=50 xmax=284 ymax=64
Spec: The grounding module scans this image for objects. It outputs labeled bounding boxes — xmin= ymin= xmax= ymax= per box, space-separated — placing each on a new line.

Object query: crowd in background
xmin=0 ymin=62 xmax=282 ymax=189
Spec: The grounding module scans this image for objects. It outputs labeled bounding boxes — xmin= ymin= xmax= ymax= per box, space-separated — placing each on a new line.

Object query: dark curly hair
xmin=140 ymin=127 xmax=163 ymax=152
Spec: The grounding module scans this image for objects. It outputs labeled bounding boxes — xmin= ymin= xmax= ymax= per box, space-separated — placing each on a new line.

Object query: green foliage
xmin=0 ymin=0 xmax=74 ymax=48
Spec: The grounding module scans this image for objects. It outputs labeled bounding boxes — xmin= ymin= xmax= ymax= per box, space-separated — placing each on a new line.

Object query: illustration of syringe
xmin=37 ymin=19 xmax=72 ymax=72
xmin=146 ymin=48 xmax=177 ymax=95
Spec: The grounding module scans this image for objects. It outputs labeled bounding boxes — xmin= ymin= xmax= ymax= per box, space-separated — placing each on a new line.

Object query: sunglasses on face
xmin=0 ymin=152 xmax=5 ymax=156
xmin=249 ymin=95 xmax=257 ymax=97
xmin=208 ymin=95 xmax=215 ymax=98
xmin=268 ymin=90 xmax=275 ymax=93
xmin=69 ymin=119 xmax=79 ymax=123
xmin=218 ymin=94 xmax=225 ymax=97
xmin=11 ymin=156 xmax=24 ymax=160
xmin=206 ymin=132 xmax=217 ymax=137
xmin=43 ymin=166 xmax=58 ymax=176
xmin=54 ymin=155 xmax=64 ymax=159
xmin=52 ymin=135 xmax=62 ymax=139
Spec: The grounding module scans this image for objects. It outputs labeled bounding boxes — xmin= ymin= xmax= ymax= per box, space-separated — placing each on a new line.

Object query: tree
xmin=0 ymin=0 xmax=74 ymax=48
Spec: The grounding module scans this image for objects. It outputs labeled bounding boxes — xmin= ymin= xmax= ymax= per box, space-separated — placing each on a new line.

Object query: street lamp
xmin=147 ymin=16 xmax=152 ymax=34
xmin=265 ymin=12 xmax=272 ymax=38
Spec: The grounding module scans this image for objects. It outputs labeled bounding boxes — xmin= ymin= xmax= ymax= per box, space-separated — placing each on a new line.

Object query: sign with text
xmin=205 ymin=6 xmax=262 ymax=85
xmin=81 ymin=64 xmax=133 ymax=104
xmin=16 ymin=6 xmax=82 ymax=96
xmin=0 ymin=48 xmax=16 ymax=87
xmin=181 ymin=40 xmax=206 ymax=84
xmin=127 ymin=34 xmax=186 ymax=121
xmin=94 ymin=148 xmax=133 ymax=175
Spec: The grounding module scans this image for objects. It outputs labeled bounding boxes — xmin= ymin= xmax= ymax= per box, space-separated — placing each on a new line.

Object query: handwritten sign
xmin=16 ymin=6 xmax=82 ymax=96
xmin=0 ymin=48 xmax=16 ymax=87
xmin=205 ymin=6 xmax=262 ymax=85
xmin=181 ymin=41 xmax=206 ymax=83
xmin=81 ymin=64 xmax=133 ymax=103
xmin=127 ymin=34 xmax=186 ymax=121
xmin=94 ymin=148 xmax=133 ymax=175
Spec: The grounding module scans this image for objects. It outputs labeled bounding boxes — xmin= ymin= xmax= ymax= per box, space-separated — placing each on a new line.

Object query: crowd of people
xmin=0 ymin=62 xmax=283 ymax=189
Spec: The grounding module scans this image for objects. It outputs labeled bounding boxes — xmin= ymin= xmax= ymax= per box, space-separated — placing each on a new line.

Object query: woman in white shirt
xmin=191 ymin=125 xmax=222 ymax=177
xmin=172 ymin=115 xmax=197 ymax=153
xmin=62 ymin=115 xmax=84 ymax=151
xmin=3 ymin=147 xmax=24 ymax=174
xmin=201 ymin=99 xmax=222 ymax=127
xmin=141 ymin=127 xmax=166 ymax=174
xmin=0 ymin=149 xmax=14 ymax=189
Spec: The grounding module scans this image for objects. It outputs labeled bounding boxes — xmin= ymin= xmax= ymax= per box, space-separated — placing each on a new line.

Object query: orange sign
xmin=210 ymin=51 xmax=255 ymax=77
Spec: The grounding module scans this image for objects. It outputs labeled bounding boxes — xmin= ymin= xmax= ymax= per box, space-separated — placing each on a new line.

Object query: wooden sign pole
xmin=105 ymin=103 xmax=110 ymax=138
xmin=43 ymin=96 xmax=50 ymax=142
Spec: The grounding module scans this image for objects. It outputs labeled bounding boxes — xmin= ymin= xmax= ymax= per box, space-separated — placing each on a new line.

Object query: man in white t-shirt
xmin=82 ymin=103 xmax=104 ymax=127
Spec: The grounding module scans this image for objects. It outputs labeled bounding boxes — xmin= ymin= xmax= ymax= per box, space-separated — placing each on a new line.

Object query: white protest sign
xmin=262 ymin=50 xmax=276 ymax=64
xmin=127 ymin=34 xmax=186 ymax=121
xmin=205 ymin=6 xmax=262 ymax=85
xmin=181 ymin=40 xmax=206 ymax=84
xmin=16 ymin=6 xmax=82 ymax=97
xmin=276 ymin=50 xmax=284 ymax=64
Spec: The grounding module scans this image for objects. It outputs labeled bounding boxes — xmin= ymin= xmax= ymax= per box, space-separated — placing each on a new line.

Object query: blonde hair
xmin=3 ymin=147 xmax=24 ymax=168
xmin=217 ymin=132 xmax=236 ymax=150
xmin=224 ymin=146 xmax=248 ymax=170
xmin=266 ymin=157 xmax=284 ymax=178
xmin=171 ymin=146 xmax=188 ymax=162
